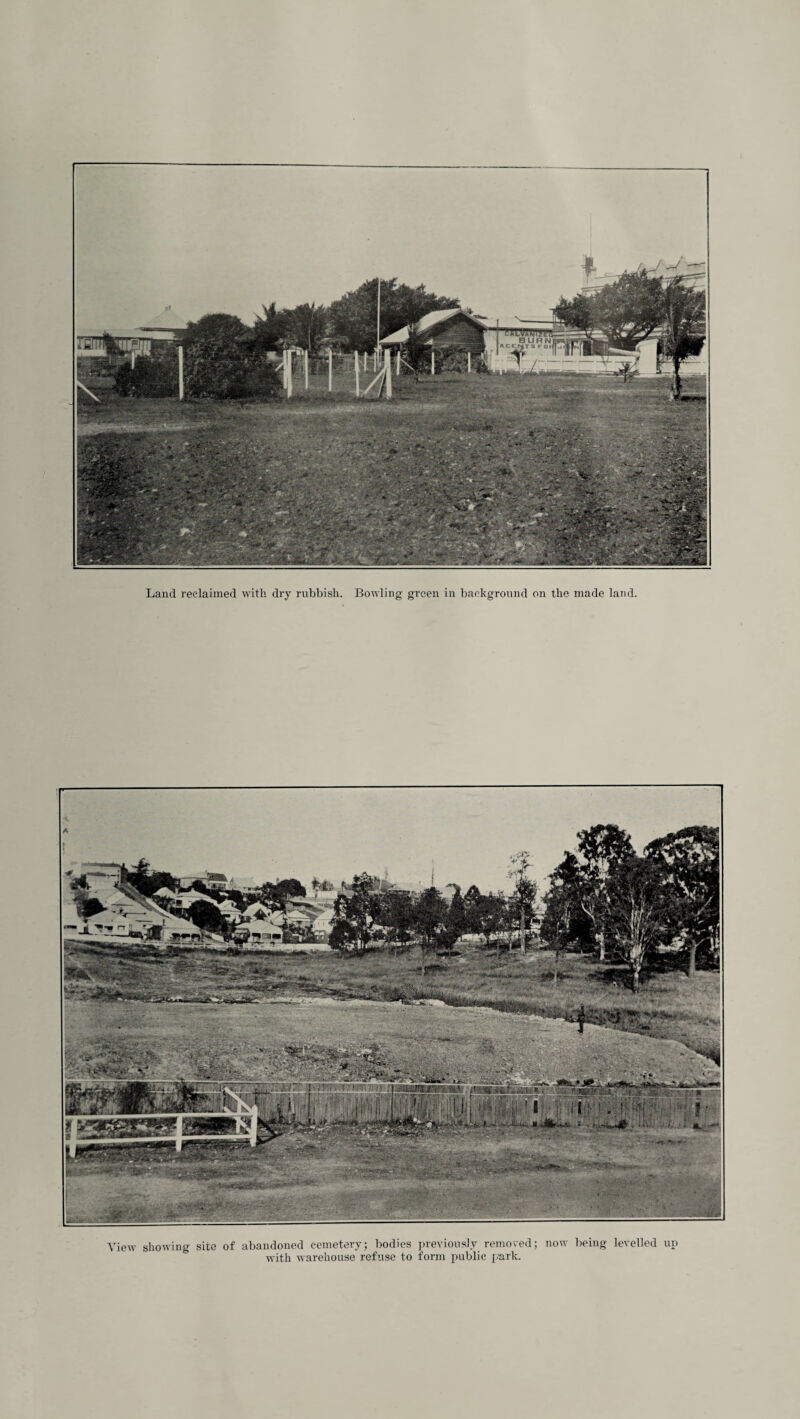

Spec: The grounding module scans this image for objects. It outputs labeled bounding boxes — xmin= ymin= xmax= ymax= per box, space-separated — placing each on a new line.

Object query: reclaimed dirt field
xmin=64 ymin=1126 xmax=721 ymax=1223
xmin=76 ymin=374 xmax=707 ymax=566
xmin=65 ymin=996 xmax=720 ymax=1086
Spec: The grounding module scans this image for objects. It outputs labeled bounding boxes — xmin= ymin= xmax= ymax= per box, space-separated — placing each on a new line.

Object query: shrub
xmin=115 ymin=353 xmax=178 ymax=398
xmin=118 ymin=1080 xmax=154 ymax=1114
xmin=183 ymin=337 xmax=282 ymax=400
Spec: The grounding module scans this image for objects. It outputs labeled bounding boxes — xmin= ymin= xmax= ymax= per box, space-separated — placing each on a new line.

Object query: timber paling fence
xmin=65 ymin=1081 xmax=720 ymax=1131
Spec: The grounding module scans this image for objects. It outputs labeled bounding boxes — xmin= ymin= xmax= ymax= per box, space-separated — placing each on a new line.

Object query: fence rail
xmin=65 ymin=1091 xmax=258 ymax=1156
xmin=65 ymin=1080 xmax=720 ymax=1131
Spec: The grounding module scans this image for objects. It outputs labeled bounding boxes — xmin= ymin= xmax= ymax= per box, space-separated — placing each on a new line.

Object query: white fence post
xmin=384 ymin=349 xmax=392 ymax=400
xmin=249 ymin=1106 xmax=258 ymax=1147
xmin=175 ymin=1114 xmax=183 ymax=1152
xmin=328 ymin=348 xmax=333 ymax=393
xmin=178 ymin=345 xmax=184 ymax=401
xmin=69 ymin=1117 xmax=78 ymax=1158
xmin=303 ymin=349 xmax=309 ymax=390
xmin=355 ymin=355 xmax=360 ymax=398
xmin=431 ymin=349 xmax=435 ymax=376
xmin=286 ymin=349 xmax=293 ymax=399
xmin=467 ymin=352 xmax=471 ymax=374
xmin=395 ymin=349 xmax=400 ymax=375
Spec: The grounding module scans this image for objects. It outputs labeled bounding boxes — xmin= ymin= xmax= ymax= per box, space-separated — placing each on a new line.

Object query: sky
xmin=62 ymin=786 xmax=720 ymax=894
xmin=75 ymin=165 xmax=707 ymax=329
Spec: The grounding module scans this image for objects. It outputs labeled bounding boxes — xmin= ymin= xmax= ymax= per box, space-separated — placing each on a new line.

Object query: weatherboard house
xmin=76 ymin=305 xmax=187 ymax=360
xmin=380 ymin=308 xmax=486 ymax=357
xmin=380 ymin=306 xmax=616 ymax=373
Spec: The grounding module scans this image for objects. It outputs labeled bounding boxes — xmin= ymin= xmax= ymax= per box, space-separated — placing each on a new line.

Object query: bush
xmin=115 ymin=354 xmax=179 ymax=398
xmin=183 ymin=337 xmax=282 ymax=400
xmin=114 ymin=334 xmax=283 ymax=401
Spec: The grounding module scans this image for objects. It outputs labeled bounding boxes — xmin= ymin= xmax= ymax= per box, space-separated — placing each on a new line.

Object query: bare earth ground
xmin=64 ymin=1126 xmax=721 ymax=1224
xmin=64 ymin=996 xmax=720 ymax=1086
xmin=76 ymin=374 xmax=707 ymax=566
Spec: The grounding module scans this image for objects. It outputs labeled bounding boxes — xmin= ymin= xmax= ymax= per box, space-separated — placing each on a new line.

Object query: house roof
xmin=229 ymin=876 xmax=257 ymax=890
xmin=76 ymin=329 xmax=152 ymax=340
xmin=380 ymin=308 xmax=485 ymax=347
xmin=476 ymin=316 xmax=555 ymax=331
xmin=139 ymin=305 xmax=187 ymax=332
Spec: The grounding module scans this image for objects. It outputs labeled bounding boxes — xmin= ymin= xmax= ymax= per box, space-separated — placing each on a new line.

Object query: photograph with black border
xmin=74 ymin=164 xmax=710 ymax=570
xmin=61 ymin=785 xmax=722 ymax=1226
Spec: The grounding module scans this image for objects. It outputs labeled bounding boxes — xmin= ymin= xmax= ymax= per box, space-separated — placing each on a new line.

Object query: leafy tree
xmin=541 ymin=852 xmax=588 ymax=979
xmin=556 ymin=271 xmax=665 ymax=352
xmin=282 ymin=302 xmax=328 ymax=353
xmin=552 ymin=292 xmax=596 ymax=342
xmin=603 ymin=856 xmax=676 ymax=991
xmin=591 ymin=270 xmax=666 ymax=350
xmin=182 ymin=312 xmax=280 ymax=400
xmin=249 ymin=301 xmax=287 ymax=352
xmin=446 ymin=885 xmax=467 ymax=944
xmin=187 ymin=898 xmax=224 ymax=936
xmin=575 ymin=824 xmax=635 ymax=961
xmin=126 ymin=859 xmax=178 ymax=898
xmin=379 ymin=890 xmax=416 ymax=952
xmin=473 ymin=891 xmax=510 ymax=956
xmin=644 ymin=825 xmax=720 ymax=975
xmin=330 ymin=873 xmax=380 ymax=954
xmin=404 ymin=318 xmax=428 ymax=378
xmin=276 ymin=878 xmax=305 ymax=902
xmin=82 ymin=897 xmax=105 ymax=919
xmin=508 ymin=850 xmax=537 ymax=954
xmin=328 ymin=277 xmax=460 ymax=352
xmin=413 ymin=886 xmax=456 ymax=977
xmin=660 ymin=277 xmax=706 ymax=400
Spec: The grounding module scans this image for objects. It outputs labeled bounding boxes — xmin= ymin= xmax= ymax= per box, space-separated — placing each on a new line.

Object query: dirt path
xmin=64 ymin=1127 xmax=721 ymax=1224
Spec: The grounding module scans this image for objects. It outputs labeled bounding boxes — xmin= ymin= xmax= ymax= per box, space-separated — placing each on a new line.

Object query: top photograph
xmin=74 ymin=164 xmax=709 ymax=569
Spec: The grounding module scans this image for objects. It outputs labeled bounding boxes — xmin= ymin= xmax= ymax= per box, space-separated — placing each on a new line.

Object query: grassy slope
xmin=65 ymin=939 xmax=721 ymax=1062
xmin=76 ymin=375 xmax=707 ymax=566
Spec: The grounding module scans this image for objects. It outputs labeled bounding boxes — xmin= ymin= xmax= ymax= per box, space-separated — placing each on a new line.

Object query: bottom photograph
xmin=61 ymin=785 xmax=722 ymax=1226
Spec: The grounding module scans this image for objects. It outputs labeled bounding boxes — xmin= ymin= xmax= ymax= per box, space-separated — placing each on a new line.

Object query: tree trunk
xmin=520 ymin=905 xmax=526 ymax=956
xmin=597 ymin=929 xmax=605 ymax=962
xmin=687 ymin=940 xmax=697 ymax=978
xmin=670 ymin=358 xmax=682 ymax=401
xmin=631 ymin=962 xmax=641 ymax=992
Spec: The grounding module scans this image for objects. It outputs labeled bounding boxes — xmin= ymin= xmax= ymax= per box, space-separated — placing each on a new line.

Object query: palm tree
xmin=660 ymin=277 xmax=706 ymax=400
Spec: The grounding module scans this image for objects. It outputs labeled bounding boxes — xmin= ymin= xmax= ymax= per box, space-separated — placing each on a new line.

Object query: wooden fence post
xmin=249 ymin=1106 xmax=258 ymax=1147
xmin=384 ymin=350 xmax=392 ymax=400
xmin=304 ymin=349 xmax=309 ymax=390
xmin=178 ymin=345 xmax=184 ymax=401
xmin=69 ymin=1117 xmax=78 ymax=1158
xmin=286 ymin=349 xmax=293 ymax=399
xmin=175 ymin=1114 xmax=183 ymax=1152
xmin=395 ymin=349 xmax=400 ymax=375
xmin=467 ymin=352 xmax=471 ymax=374
xmin=431 ymin=349 xmax=435 ymax=376
xmin=465 ymin=1085 xmax=472 ymax=1126
xmin=355 ymin=357 xmax=360 ymax=397
xmin=328 ymin=348 xmax=333 ymax=393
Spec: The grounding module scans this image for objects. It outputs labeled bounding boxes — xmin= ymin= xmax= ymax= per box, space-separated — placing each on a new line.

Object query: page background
xmin=3 ymin=3 xmax=797 ymax=1415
